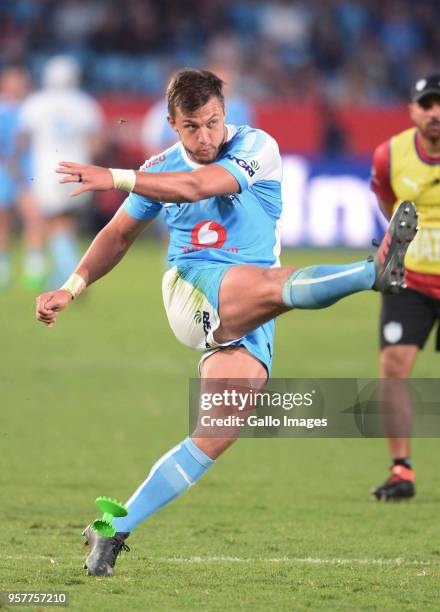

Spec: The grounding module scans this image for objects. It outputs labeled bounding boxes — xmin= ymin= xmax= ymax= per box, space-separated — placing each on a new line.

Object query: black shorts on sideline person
xmin=380 ymin=288 xmax=440 ymax=350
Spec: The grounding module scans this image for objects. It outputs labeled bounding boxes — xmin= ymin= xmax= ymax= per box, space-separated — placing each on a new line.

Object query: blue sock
xmin=47 ymin=231 xmax=80 ymax=289
xmin=113 ymin=437 xmax=215 ymax=533
xmin=282 ymin=260 xmax=375 ymax=309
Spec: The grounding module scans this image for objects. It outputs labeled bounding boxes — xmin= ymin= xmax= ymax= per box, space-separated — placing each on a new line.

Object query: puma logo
xmin=402 ymin=177 xmax=420 ymax=192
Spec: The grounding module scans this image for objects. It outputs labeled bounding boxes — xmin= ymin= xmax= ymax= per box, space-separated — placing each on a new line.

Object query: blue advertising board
xmin=280 ymin=155 xmax=387 ymax=247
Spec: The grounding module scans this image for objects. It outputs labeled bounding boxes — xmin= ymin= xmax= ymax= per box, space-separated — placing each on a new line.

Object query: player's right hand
xmin=35 ymin=290 xmax=73 ymax=327
xmin=56 ymin=161 xmax=114 ymax=197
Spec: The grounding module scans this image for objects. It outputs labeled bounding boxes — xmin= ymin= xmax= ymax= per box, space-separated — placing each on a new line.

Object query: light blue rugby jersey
xmin=0 ymin=99 xmax=21 ymax=158
xmin=0 ymin=99 xmax=31 ymax=187
xmin=123 ymin=124 xmax=283 ymax=268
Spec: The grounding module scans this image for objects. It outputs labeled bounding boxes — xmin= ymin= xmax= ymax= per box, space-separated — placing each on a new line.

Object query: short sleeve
xmin=215 ymin=129 xmax=282 ymax=192
xmin=123 ymin=157 xmax=166 ymax=221
xmin=370 ymin=140 xmax=397 ymax=205
xmin=123 ymin=192 xmax=162 ymax=221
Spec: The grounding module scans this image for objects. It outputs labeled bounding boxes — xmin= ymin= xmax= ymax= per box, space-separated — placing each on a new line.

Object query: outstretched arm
xmin=56 ymin=161 xmax=240 ymax=202
xmin=36 ymin=207 xmax=151 ymax=327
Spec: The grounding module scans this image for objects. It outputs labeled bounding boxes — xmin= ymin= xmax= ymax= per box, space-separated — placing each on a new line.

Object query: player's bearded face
xmin=410 ymin=95 xmax=440 ymax=142
xmin=169 ymin=97 xmax=227 ymax=164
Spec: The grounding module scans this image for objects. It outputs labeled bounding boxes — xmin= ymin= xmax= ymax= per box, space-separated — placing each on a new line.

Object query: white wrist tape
xmin=109 ymin=168 xmax=136 ymax=192
xmin=60 ymin=273 xmax=86 ymax=299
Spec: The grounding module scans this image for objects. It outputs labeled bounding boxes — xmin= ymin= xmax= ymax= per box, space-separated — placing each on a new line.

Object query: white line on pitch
xmin=2 ymin=555 xmax=434 ymax=566
xmin=149 ymin=556 xmax=432 ymax=566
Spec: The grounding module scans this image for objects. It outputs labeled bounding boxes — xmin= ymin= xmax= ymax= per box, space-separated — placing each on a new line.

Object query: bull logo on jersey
xmin=191 ymin=221 xmax=227 ymax=249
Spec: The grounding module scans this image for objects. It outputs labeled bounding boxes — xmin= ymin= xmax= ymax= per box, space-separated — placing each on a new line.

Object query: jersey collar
xmin=414 ymin=132 xmax=440 ymax=165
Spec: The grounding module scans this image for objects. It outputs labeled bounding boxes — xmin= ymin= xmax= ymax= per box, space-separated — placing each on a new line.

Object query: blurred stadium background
xmin=2 ymin=1 xmax=440 ymax=609
xmin=2 ymin=0 xmax=439 ymax=244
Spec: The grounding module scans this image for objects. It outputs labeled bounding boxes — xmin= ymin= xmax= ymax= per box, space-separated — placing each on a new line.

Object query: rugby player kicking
xmin=36 ymin=70 xmax=417 ymax=575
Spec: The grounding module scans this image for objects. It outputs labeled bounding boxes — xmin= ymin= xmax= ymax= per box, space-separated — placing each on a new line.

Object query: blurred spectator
xmin=19 ymin=55 xmax=104 ymax=289
xmin=319 ymin=98 xmax=346 ymax=156
xmin=0 ymin=65 xmax=45 ymax=290
xmin=0 ymin=0 xmax=438 ymax=103
xmin=52 ymin=0 xmax=106 ymax=48
xmin=379 ymin=1 xmax=424 ymax=63
xmin=141 ymin=98 xmax=178 ymax=158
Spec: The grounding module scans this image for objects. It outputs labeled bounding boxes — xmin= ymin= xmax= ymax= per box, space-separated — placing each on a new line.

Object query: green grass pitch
xmin=1 ymin=242 xmax=440 ymax=611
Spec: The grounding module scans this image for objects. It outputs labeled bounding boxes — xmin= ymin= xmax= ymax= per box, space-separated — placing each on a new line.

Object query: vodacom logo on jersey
xmin=183 ymin=220 xmax=238 ymax=253
xmin=191 ymin=220 xmax=227 ymax=248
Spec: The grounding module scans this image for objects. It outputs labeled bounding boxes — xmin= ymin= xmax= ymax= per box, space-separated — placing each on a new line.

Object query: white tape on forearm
xmin=109 ymin=168 xmax=136 ymax=192
xmin=60 ymin=273 xmax=86 ymax=299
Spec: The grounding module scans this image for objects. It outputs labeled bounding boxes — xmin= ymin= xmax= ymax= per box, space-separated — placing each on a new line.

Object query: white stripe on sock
xmin=175 ymin=462 xmax=194 ymax=487
xmin=292 ymin=264 xmax=366 ymax=286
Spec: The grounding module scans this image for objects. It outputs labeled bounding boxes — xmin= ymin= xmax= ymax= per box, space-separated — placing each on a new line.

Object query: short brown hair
xmin=166 ymin=69 xmax=225 ymax=118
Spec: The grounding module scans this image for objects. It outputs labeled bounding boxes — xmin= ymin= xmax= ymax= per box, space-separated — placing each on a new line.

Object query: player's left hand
xmin=56 ymin=161 xmax=114 ymax=196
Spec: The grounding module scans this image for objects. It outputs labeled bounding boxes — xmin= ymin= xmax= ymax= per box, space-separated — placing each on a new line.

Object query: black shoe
xmin=372 ymin=201 xmax=418 ymax=294
xmin=82 ymin=525 xmax=130 ymax=576
xmin=372 ymin=465 xmax=415 ymax=501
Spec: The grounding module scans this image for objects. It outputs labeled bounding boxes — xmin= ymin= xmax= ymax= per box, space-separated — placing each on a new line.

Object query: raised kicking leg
xmin=215 ymin=201 xmax=418 ymax=343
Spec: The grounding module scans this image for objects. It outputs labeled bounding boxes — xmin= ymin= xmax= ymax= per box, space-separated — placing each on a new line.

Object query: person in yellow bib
xmin=371 ymin=73 xmax=440 ymax=501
